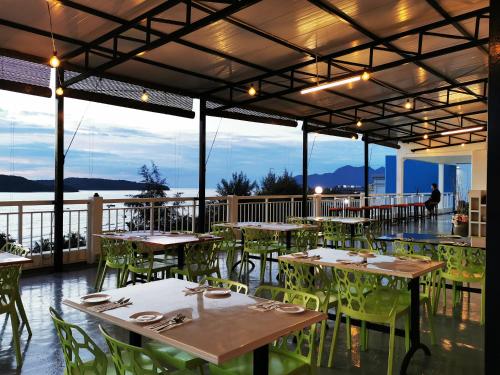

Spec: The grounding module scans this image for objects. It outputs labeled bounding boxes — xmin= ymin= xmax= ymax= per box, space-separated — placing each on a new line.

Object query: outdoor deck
xmin=0 ymin=215 xmax=483 ymax=375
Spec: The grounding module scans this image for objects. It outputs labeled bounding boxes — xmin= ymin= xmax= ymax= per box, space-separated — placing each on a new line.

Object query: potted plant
xmin=452 ymin=200 xmax=469 ymax=236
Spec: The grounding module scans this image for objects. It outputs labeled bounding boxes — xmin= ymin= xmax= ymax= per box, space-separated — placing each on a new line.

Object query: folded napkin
xmin=88 ymin=300 xmax=132 ymax=313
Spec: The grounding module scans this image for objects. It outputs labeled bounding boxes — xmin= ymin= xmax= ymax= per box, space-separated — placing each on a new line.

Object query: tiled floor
xmin=0 ymin=215 xmax=484 ymax=374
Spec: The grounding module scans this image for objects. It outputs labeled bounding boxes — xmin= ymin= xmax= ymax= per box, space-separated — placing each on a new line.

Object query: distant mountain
xmin=36 ymin=177 xmax=163 ymax=191
xmin=295 ymin=165 xmax=385 ymax=188
xmin=0 ymin=174 xmax=78 ymax=192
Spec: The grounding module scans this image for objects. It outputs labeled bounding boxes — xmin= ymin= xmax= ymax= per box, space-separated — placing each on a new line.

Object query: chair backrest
xmin=100 ymin=325 xmax=170 ymax=375
xmin=437 ymin=245 xmax=485 ymax=282
xmin=292 ymin=228 xmax=319 ymax=252
xmin=184 ymin=241 xmax=221 ymax=280
xmin=321 ymin=221 xmax=346 ymax=243
xmin=211 ymin=225 xmax=237 ymax=250
xmin=242 ymin=227 xmax=275 ymax=250
xmin=254 ymin=286 xmax=320 ymax=366
xmin=334 ymin=268 xmax=400 ymax=322
xmin=393 ymin=240 xmax=435 ymax=258
xmin=0 ymin=242 xmax=29 ymax=256
xmin=364 ymin=230 xmax=387 ymax=254
xmin=49 ymin=307 xmax=108 ymax=375
xmin=0 ymin=265 xmax=20 ymax=312
xmin=200 ymin=276 xmax=248 ymax=294
xmin=101 ymin=238 xmax=131 ymax=265
xmin=280 ymin=260 xmax=331 ymax=304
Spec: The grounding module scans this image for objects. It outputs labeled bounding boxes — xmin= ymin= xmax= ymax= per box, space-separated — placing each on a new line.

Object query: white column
xmin=396 ymin=156 xmax=405 ymax=203
xmin=438 ymin=163 xmax=445 ymax=209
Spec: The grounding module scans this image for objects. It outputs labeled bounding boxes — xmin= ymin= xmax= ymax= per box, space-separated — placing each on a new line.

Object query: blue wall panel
xmin=385 ymin=155 xmax=396 ymax=193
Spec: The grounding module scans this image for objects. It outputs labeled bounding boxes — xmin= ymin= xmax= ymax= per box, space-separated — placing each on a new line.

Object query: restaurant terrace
xmin=0 ymin=1 xmax=495 ymax=374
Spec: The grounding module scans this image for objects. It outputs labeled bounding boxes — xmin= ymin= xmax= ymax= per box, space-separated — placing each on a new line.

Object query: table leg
xmin=286 ymin=231 xmax=292 ymax=250
xmin=177 ymin=245 xmax=185 ymax=280
xmin=253 ymin=344 xmax=269 ymax=375
xmin=129 ymin=331 xmax=142 ymax=347
xmin=400 ymin=277 xmax=431 ymax=374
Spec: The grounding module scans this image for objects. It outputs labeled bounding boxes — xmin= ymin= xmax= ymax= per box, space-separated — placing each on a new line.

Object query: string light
xmin=49 ymin=53 xmax=60 ymax=68
xmin=426 ymin=148 xmax=430 ymax=152
xmin=461 ymin=143 xmax=465 ymax=147
xmin=351 ymin=135 xmax=357 ymax=140
xmin=361 ymin=71 xmax=370 ymax=81
xmin=141 ymin=89 xmax=149 ymax=102
xmin=356 ymin=119 xmax=362 ymax=127
xmin=55 ymin=87 xmax=64 ymax=96
xmin=248 ymin=84 xmax=257 ymax=96
xmin=404 ymin=99 xmax=412 ymax=110
xmin=423 ymin=134 xmax=428 ymax=140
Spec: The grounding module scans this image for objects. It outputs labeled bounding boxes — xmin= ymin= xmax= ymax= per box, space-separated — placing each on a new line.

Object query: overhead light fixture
xmin=49 ymin=52 xmax=60 ymax=68
xmin=248 ymin=84 xmax=257 ymax=96
xmin=461 ymin=143 xmax=465 ymax=147
xmin=361 ymin=71 xmax=371 ymax=81
xmin=423 ymin=121 xmax=429 ymax=128
xmin=423 ymin=134 xmax=428 ymax=140
xmin=441 ymin=126 xmax=484 ymax=136
xmin=356 ymin=119 xmax=362 ymax=127
xmin=141 ymin=89 xmax=149 ymax=102
xmin=301 ymin=75 xmax=362 ymax=95
xmin=55 ymin=87 xmax=64 ymax=96
xmin=426 ymin=148 xmax=430 ymax=152
xmin=404 ymin=99 xmax=412 ymax=110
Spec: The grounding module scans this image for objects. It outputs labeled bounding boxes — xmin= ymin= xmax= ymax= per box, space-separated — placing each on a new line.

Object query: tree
xmin=257 ymin=169 xmax=302 ymax=195
xmin=216 ymin=171 xmax=257 ymax=196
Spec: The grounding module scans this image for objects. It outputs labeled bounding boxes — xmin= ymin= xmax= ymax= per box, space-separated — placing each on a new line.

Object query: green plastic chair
xmin=171 ymin=241 xmax=222 ymax=282
xmin=122 ymin=242 xmax=176 ymax=286
xmin=328 ymin=268 xmax=410 ymax=375
xmin=240 ymin=227 xmax=281 ymax=284
xmin=321 ymin=221 xmax=347 ymax=248
xmin=94 ymin=231 xmax=127 ymax=290
xmin=393 ymin=240 xmax=435 ymax=259
xmin=365 ymin=229 xmax=387 ymax=254
xmin=96 ymin=238 xmax=131 ymax=292
xmin=199 ymin=276 xmax=249 ymax=294
xmin=211 ymin=225 xmax=239 ymax=271
xmin=279 ymin=259 xmax=336 ymax=366
xmin=209 ymin=285 xmax=321 ymax=375
xmin=49 ymin=307 xmax=115 ymax=374
xmin=0 ymin=265 xmax=24 ymax=367
xmin=99 ymin=325 xmax=196 ymax=375
xmin=434 ymin=245 xmax=485 ymax=324
xmin=289 ymin=228 xmax=319 ymax=253
xmin=1 ymin=242 xmax=32 ymax=336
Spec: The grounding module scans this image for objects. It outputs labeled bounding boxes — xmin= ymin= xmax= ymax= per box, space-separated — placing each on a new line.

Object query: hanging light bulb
xmin=356 ymin=119 xmax=362 ymax=127
xmin=424 ymin=121 xmax=429 ymax=128
xmin=461 ymin=143 xmax=465 ymax=147
xmin=404 ymin=99 xmax=412 ymax=110
xmin=248 ymin=84 xmax=257 ymax=96
xmin=361 ymin=71 xmax=370 ymax=81
xmin=426 ymin=148 xmax=430 ymax=152
xmin=49 ymin=52 xmax=60 ymax=68
xmin=351 ymin=135 xmax=357 ymax=140
xmin=141 ymin=89 xmax=149 ymax=102
xmin=55 ymin=86 xmax=64 ymax=96
xmin=423 ymin=134 xmax=428 ymax=140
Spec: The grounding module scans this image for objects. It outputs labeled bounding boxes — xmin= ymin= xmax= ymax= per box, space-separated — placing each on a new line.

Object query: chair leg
xmin=425 ymin=299 xmax=436 ymax=345
xmin=15 ymin=294 xmax=32 ymax=337
xmin=404 ymin=315 xmax=410 ymax=352
xmin=10 ymin=309 xmax=22 ymax=367
xmin=327 ymin=311 xmax=342 ymax=368
xmin=317 ymin=319 xmax=327 ymax=366
xmin=97 ymin=265 xmax=107 ymax=292
xmin=387 ymin=320 xmax=396 ymax=375
xmin=259 ymin=254 xmax=266 ymax=284
xmin=94 ymin=257 xmax=104 ymax=290
xmin=345 ymin=316 xmax=351 ymax=350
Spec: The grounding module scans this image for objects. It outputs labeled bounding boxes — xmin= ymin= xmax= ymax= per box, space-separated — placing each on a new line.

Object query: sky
xmin=0 ymin=88 xmax=396 ymax=189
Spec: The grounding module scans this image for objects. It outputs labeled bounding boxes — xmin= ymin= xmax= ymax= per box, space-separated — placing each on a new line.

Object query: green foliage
xmin=257 ymin=169 xmax=302 ymax=195
xmin=216 ymin=171 xmax=257 ymax=196
xmin=131 ymin=161 xmax=169 ymax=199
xmin=32 ymin=232 xmax=86 ymax=253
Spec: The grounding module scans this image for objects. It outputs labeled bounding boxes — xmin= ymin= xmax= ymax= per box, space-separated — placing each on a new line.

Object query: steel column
xmin=302 ymin=122 xmax=308 ymax=218
xmin=198 ymin=99 xmax=206 ymax=233
xmin=486 ymin=0 xmax=499 ymax=372
xmin=54 ymin=68 xmax=65 ymax=272
xmin=364 ymin=137 xmax=369 ymax=218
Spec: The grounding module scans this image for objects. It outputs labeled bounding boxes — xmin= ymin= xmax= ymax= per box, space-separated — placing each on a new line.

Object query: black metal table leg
xmin=400 ymin=277 xmax=431 ymax=374
xmin=129 ymin=331 xmax=142 ymax=347
xmin=253 ymin=344 xmax=269 ymax=375
xmin=177 ymin=244 xmax=185 ymax=279
xmin=286 ymin=231 xmax=292 ymax=250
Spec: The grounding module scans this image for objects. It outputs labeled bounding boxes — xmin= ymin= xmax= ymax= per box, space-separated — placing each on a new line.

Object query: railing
xmin=0 ymin=192 xmax=455 ymax=268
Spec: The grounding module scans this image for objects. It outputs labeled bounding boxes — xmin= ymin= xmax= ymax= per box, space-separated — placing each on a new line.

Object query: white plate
xmin=204 ymin=289 xmax=231 ymax=298
xmin=276 ymin=305 xmax=305 ymax=314
xmin=80 ymin=293 xmax=111 ymax=304
xmin=129 ymin=311 xmax=164 ymax=324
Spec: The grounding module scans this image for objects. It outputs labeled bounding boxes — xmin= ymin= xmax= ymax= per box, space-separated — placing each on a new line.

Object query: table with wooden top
xmin=0 ymin=251 xmax=33 ymax=267
xmin=305 ymin=216 xmax=375 ymax=238
xmin=95 ymin=231 xmax=222 ymax=273
xmin=63 ymin=278 xmax=326 ymax=375
xmin=377 ymin=232 xmax=486 ymax=249
xmin=279 ymin=248 xmax=444 ymax=375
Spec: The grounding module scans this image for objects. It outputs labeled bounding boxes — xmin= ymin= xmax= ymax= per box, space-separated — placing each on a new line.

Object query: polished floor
xmin=0 ymin=215 xmax=484 ymax=374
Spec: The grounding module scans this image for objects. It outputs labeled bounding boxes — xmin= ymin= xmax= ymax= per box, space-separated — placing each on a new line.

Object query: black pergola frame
xmin=0 ymin=2 xmax=495 ymax=373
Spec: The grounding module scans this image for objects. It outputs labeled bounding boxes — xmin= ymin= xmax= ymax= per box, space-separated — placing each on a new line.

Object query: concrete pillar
xmin=313 ymin=194 xmax=322 ymax=217
xmin=227 ymin=195 xmax=239 ymax=224
xmin=86 ymin=196 xmax=103 ymax=264
xmin=396 ymin=156 xmax=405 ymax=203
xmin=438 ymin=163 xmax=445 ymax=210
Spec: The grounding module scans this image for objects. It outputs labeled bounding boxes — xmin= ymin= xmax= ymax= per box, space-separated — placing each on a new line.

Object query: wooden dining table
xmin=279 ymin=248 xmax=444 ymax=375
xmin=376 ymin=232 xmax=486 ymax=249
xmin=63 ymin=278 xmax=326 ymax=375
xmin=0 ymin=251 xmax=32 ymax=267
xmin=94 ymin=231 xmax=222 ymax=273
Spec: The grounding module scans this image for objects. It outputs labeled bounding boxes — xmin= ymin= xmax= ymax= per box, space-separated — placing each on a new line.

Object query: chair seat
xmin=208 ymin=349 xmax=310 ymax=375
xmin=146 ymin=341 xmax=205 ymax=370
